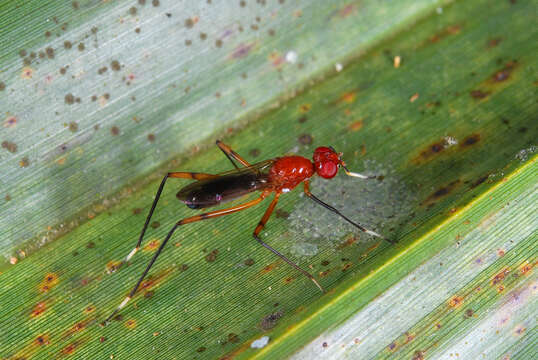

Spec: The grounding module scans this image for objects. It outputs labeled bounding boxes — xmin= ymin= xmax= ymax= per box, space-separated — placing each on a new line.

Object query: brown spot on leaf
xmin=244 ymin=258 xmax=254 ymax=266
xmin=39 ymin=273 xmax=59 ymax=292
xmin=260 ymin=311 xmax=283 ymax=330
xmin=228 ymin=333 xmax=240 ymax=343
xmin=470 ymin=90 xmax=490 ymax=99
xmin=491 ymin=267 xmax=510 ymax=285
xmin=422 ymin=180 xmax=461 ymax=206
xmin=110 ymin=126 xmax=120 ymax=136
xmin=487 ymin=37 xmax=502 ymax=48
xmin=2 ymin=141 xmax=17 ymax=153
xmin=68 ymin=121 xmax=78 ymax=132
xmin=205 ymin=249 xmax=219 ymax=262
xmin=230 ymin=42 xmax=254 ymax=59
xmin=298 ymin=133 xmax=313 ymax=145
xmin=65 ymin=93 xmax=75 ymax=105
xmin=470 ymin=174 xmax=489 ymax=188
xmin=197 ymin=346 xmax=206 ymax=353
xmin=491 ymin=61 xmax=517 ymax=82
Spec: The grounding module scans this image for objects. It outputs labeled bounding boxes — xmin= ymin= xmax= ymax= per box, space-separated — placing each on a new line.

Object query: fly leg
xmin=303 ymin=180 xmax=394 ymax=244
xmin=253 ymin=193 xmax=325 ymax=292
xmin=103 ymin=194 xmax=267 ymax=324
xmin=216 ymin=140 xmax=251 ymax=168
xmin=114 ymin=172 xmax=218 ymax=270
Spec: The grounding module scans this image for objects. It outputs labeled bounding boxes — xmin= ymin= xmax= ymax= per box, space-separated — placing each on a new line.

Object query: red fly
xmin=103 ymin=140 xmax=391 ymax=324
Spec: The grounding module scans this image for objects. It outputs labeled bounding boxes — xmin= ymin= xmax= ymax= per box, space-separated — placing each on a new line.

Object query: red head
xmin=313 ymin=146 xmax=374 ymax=180
xmin=313 ymin=146 xmax=341 ymax=179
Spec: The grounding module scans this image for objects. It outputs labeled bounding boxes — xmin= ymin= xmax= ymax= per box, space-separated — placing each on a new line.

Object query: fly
xmin=103 ymin=140 xmax=392 ymax=324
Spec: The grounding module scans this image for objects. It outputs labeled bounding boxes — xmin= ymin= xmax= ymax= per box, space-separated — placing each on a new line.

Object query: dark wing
xmin=176 ymin=159 xmax=276 ymax=209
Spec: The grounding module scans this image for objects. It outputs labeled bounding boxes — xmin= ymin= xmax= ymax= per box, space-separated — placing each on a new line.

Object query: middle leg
xmin=253 ymin=193 xmax=324 ymax=292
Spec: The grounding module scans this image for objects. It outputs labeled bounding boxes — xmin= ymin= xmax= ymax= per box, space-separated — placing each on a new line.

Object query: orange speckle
xmin=448 ymin=295 xmax=464 ymax=308
xmin=31 ymin=302 xmax=47 ymax=317
xmin=143 ymin=239 xmax=160 ymax=251
xmin=299 ymin=104 xmax=311 ymax=113
xmin=497 ymin=249 xmax=506 ymax=257
xmin=21 ymin=66 xmax=34 ymax=79
xmin=394 ymin=55 xmax=401 ymax=68
xmin=106 ymin=261 xmax=122 ymax=273
xmin=39 ymin=273 xmax=59 ymax=293
xmin=497 ymin=285 xmax=505 ymax=293
xmin=410 ymin=93 xmax=419 ymax=102
xmin=339 ymin=92 xmax=356 ymax=104
xmin=519 ymin=261 xmax=533 ymax=275
xmin=262 ymin=262 xmax=277 ymax=273
xmin=62 ymin=342 xmax=77 ymax=355
xmin=125 ymin=319 xmax=137 ymax=329
xmin=83 ymin=305 xmax=95 ymax=314
xmin=56 ymin=156 xmax=67 ymax=165
xmin=348 ymin=120 xmax=363 ymax=132
xmin=269 ymin=52 xmax=285 ymax=68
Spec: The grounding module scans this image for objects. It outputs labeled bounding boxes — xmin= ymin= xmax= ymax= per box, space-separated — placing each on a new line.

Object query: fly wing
xmin=176 ymin=159 xmax=276 ymax=209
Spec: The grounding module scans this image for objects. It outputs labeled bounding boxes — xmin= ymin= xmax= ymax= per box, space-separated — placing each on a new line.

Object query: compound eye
xmin=318 ymin=160 xmax=338 ymax=179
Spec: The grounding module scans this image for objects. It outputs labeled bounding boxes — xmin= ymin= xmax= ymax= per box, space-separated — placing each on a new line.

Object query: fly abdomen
xmin=177 ymin=171 xmax=268 ymax=209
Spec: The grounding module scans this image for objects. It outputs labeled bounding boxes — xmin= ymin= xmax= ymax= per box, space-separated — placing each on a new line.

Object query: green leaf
xmin=0 ymin=0 xmax=535 ymax=359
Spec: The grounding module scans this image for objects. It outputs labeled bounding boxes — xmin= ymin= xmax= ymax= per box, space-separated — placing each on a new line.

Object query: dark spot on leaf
xmin=322 ymin=342 xmax=328 ymax=348
xmin=487 ymin=37 xmax=502 ymax=48
xmin=275 ymin=209 xmax=289 ymax=219
xmin=100 ymin=336 xmax=106 ymax=343
xmin=98 ymin=66 xmax=107 ymax=74
xmin=249 ymin=148 xmax=260 ymax=157
xmin=111 ymin=126 xmax=120 ymax=136
xmin=86 ymin=241 xmax=95 ymax=249
xmin=20 ymin=157 xmax=30 ymax=168
xmin=72 ymin=2 xmax=79 ymax=10
xmin=148 ymin=133 xmax=156 ymax=142
xmin=64 ymin=41 xmax=72 ymax=49
xmin=91 ymin=26 xmax=98 ymax=34
xmin=200 ymin=32 xmax=207 ymax=40
xmin=244 ymin=258 xmax=254 ymax=266
xmin=35 ymin=334 xmax=49 ymax=346
xmin=152 ymin=0 xmax=160 ymax=6
xmin=138 ymin=0 xmax=146 ymax=4
xmin=65 ymin=93 xmax=75 ymax=104
xmin=2 ymin=141 xmax=17 ymax=153
xmin=144 ymin=290 xmax=155 ymax=299
xmin=133 ymin=208 xmax=142 ymax=215
xmin=185 ymin=18 xmax=194 ymax=28
xmin=60 ymin=67 xmax=67 ymax=75
xmin=298 ymin=116 xmax=307 ymax=123
xmin=422 ymin=180 xmax=461 ymax=206
xmin=298 ymin=133 xmax=313 ymax=145
xmin=77 ymin=42 xmax=85 ymax=51
xmin=113 ymin=314 xmax=123 ymax=321
xmin=470 ymin=175 xmax=488 ymax=188
xmin=135 ymin=27 xmax=141 ymax=33
xmin=129 ymin=6 xmax=137 ymax=15
xmin=19 ymin=49 xmax=27 ymax=57
xmin=518 ymin=127 xmax=527 ymax=133
xmin=412 ymin=350 xmax=425 ymax=360
xmin=260 ymin=311 xmax=283 ymax=330
xmin=470 ymin=90 xmax=489 ymax=99
xmin=179 ymin=264 xmax=189 ymax=271
xmin=197 ymin=346 xmax=206 ymax=353
xmin=91 ymin=95 xmax=97 ymax=101
xmin=321 ymin=260 xmax=330 ymax=266
xmin=166 ymin=12 xmax=172 ymax=18
xmin=111 ymin=60 xmax=121 ymax=71
xmin=228 ymin=333 xmax=239 ymax=343
xmin=68 ymin=122 xmax=78 ymax=132
xmin=151 ymin=221 xmax=160 ymax=229
xmin=216 ymin=39 xmax=223 ymax=47
xmin=377 ymin=175 xmax=385 ymax=181
xmin=103 ymin=93 xmax=110 ymax=99
xmin=464 ymin=308 xmax=474 ymax=318
xmin=45 ymin=47 xmax=54 ymax=59
xmin=461 ymin=133 xmax=480 ymax=147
